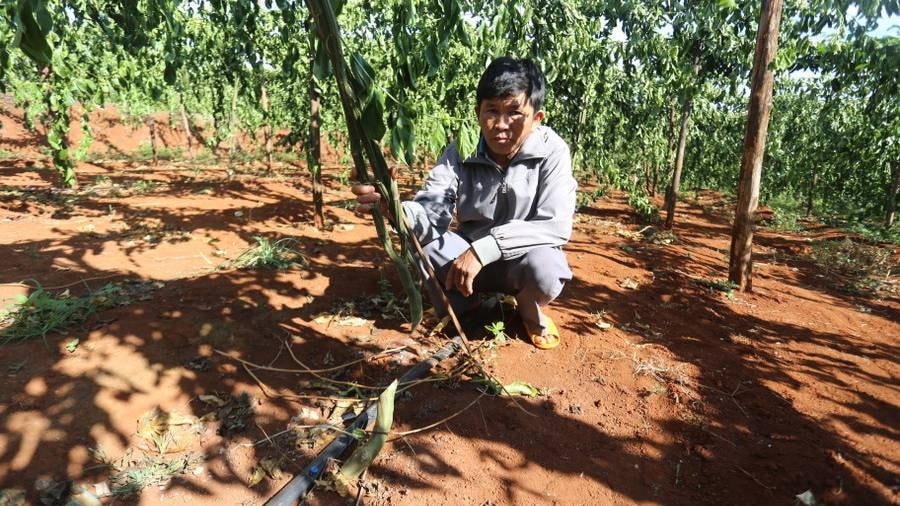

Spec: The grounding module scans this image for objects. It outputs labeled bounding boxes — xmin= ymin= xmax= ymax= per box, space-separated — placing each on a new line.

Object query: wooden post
xmin=728 ymin=0 xmax=783 ymax=291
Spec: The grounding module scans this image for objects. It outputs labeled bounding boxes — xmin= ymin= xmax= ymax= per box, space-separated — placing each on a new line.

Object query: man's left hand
xmin=445 ymin=248 xmax=483 ymax=298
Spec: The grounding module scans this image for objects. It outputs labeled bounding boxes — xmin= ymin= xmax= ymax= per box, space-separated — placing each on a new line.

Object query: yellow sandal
xmin=526 ymin=315 xmax=561 ymax=350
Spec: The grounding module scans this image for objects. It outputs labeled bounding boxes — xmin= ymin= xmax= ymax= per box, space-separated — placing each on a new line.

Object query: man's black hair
xmin=476 ymin=57 xmax=546 ymax=112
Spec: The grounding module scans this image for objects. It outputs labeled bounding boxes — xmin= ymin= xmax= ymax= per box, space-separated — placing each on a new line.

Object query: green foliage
xmin=762 ymin=194 xmax=807 ymax=232
xmin=1 ymin=0 xmax=895 ymax=233
xmin=484 ymin=320 xmax=508 ymax=345
xmin=695 ymin=278 xmax=739 ymax=298
xmin=225 ymin=236 xmax=305 ymax=270
xmin=810 ymin=238 xmax=894 ymax=279
xmin=810 ymin=237 xmax=896 ymax=295
xmin=0 ymin=283 xmax=126 ymax=344
xmin=576 ymin=187 xmax=606 ymax=211
xmin=134 ymin=143 xmax=183 ymax=162
xmin=628 ymin=190 xmax=660 ymax=223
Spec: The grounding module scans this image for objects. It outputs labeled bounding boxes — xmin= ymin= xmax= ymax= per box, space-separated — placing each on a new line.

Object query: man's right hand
xmin=350 ymin=184 xmax=382 ymax=213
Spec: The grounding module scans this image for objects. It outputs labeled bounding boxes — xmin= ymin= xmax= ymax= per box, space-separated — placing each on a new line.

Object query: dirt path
xmin=1 ymin=106 xmax=898 ymax=505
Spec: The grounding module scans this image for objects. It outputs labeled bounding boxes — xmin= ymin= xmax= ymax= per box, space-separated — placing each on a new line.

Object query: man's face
xmin=476 ymin=92 xmax=544 ymax=165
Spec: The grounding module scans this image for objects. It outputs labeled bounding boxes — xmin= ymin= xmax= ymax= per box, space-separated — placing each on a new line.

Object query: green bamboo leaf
xmin=360 ymin=89 xmax=386 ymax=140
xmin=340 ymin=380 xmax=398 ymax=480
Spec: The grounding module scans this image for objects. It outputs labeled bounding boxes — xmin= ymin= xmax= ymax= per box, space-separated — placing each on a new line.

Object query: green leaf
xmin=14 ymin=0 xmax=53 ymax=68
xmin=502 ymin=381 xmax=539 ymax=397
xmin=65 ymin=338 xmax=79 ymax=353
xmin=716 ymin=0 xmax=737 ymax=9
xmin=360 ymin=89 xmax=386 ymax=140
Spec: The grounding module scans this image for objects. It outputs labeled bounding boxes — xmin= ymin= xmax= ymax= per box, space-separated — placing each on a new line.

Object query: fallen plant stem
xmin=733 ymin=464 xmax=775 ymax=490
xmin=241 ymin=363 xmax=372 ymax=403
xmin=701 ymin=426 xmax=737 ymax=447
xmin=388 ymin=391 xmax=487 ymax=440
xmin=214 ymin=346 xmax=406 ymax=374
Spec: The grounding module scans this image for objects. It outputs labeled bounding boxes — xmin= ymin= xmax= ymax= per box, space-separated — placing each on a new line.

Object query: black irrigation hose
xmin=265 ymin=336 xmax=464 ymax=506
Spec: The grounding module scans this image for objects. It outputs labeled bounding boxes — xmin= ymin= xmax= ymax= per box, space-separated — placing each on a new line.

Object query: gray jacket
xmin=403 ymin=125 xmax=577 ymax=265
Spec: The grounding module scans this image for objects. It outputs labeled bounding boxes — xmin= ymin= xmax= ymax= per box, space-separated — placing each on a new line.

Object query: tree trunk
xmin=663 ymin=95 xmax=693 ymax=229
xmin=228 ymin=83 xmax=240 ymax=164
xmin=261 ymin=82 xmax=274 ymax=173
xmin=806 ymin=171 xmax=817 ymax=216
xmin=309 ymin=55 xmax=325 ymax=230
xmin=659 ymin=97 xmax=677 ymax=197
xmin=887 ymin=160 xmax=899 ymax=228
xmin=147 ymin=114 xmax=159 ymax=166
xmin=179 ymin=94 xmax=193 ymax=158
xmin=729 ymin=0 xmax=783 ymax=291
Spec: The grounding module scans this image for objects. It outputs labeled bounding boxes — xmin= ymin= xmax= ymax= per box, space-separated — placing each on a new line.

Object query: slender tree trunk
xmin=147 ymin=114 xmax=159 ymax=166
xmin=228 ymin=83 xmax=240 ymax=164
xmin=643 ymin=161 xmax=652 ymax=196
xmin=664 ymin=95 xmax=693 ymax=229
xmin=659 ymin=97 xmax=677 ymax=197
xmin=886 ymin=160 xmax=899 ymax=228
xmin=806 ymin=171 xmax=817 ymax=216
xmin=729 ymin=0 xmax=783 ymax=291
xmin=179 ymin=94 xmax=193 ymax=158
xmin=651 ymin=156 xmax=660 ymax=197
xmin=309 ymin=54 xmax=325 ymax=230
xmin=261 ymin=82 xmax=274 ymax=173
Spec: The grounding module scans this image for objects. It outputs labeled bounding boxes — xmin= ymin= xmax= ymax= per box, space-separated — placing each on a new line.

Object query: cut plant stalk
xmin=339 ymin=379 xmax=398 ymax=481
xmin=306 ymin=0 xmax=422 ymax=329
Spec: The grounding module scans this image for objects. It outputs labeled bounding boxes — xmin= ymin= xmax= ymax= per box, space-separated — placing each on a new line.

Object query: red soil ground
xmin=1 ymin=102 xmax=898 ymax=505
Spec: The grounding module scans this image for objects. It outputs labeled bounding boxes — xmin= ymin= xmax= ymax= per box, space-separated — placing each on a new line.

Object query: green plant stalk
xmin=307 ymin=0 xmax=422 ymax=329
xmin=339 ymin=379 xmax=397 ymax=480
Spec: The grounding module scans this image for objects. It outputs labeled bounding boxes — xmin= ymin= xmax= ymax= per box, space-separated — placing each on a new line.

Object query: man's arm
xmin=402 ymin=144 xmax=461 ymax=246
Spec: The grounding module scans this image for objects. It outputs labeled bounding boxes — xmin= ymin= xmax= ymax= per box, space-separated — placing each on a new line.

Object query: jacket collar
xmin=464 ymin=126 xmax=550 ymax=168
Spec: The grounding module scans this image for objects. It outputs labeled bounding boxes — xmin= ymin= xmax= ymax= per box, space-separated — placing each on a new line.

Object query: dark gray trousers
xmin=420 ymin=231 xmax=572 ymax=334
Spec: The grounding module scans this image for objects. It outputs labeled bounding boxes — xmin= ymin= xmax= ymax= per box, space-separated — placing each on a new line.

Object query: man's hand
xmin=445 ymin=248 xmax=483 ymax=298
xmin=350 ymin=184 xmax=383 ymax=213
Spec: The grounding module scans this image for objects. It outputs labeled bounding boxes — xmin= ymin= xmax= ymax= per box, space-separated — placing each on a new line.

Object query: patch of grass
xmin=576 ymin=187 xmax=606 ymax=211
xmin=130 ymin=179 xmax=161 ymax=193
xmin=0 ymin=283 xmax=122 ymax=344
xmin=632 ymin=355 xmax=692 ymax=404
xmin=762 ymin=194 xmax=806 ymax=232
xmin=92 ymin=175 xmax=112 ymax=186
xmin=695 ymin=278 xmax=738 ymax=298
xmin=93 ymin=447 xmax=202 ymax=498
xmin=224 ymin=236 xmax=305 ymax=270
xmin=0 ymin=281 xmax=158 ymax=344
xmin=838 ymin=220 xmax=900 ymax=245
xmin=809 ymin=238 xmax=895 ymax=295
xmin=641 ymin=227 xmax=677 ymax=245
xmin=134 ymin=142 xmax=183 ymax=162
xmin=0 ymin=148 xmax=14 ymax=159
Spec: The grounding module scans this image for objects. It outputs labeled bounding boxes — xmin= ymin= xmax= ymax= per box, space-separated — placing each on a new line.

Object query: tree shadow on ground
xmin=0 ymin=178 xmax=896 ymax=505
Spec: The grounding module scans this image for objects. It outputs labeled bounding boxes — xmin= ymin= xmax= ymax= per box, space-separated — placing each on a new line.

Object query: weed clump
xmin=0 ymin=283 xmax=128 ymax=344
xmin=224 ymin=236 xmax=305 ymax=270
xmin=809 ymin=238 xmax=895 ymax=295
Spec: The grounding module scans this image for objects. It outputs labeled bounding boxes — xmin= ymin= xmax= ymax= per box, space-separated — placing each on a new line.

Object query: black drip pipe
xmin=264 ymin=336 xmax=463 ymax=506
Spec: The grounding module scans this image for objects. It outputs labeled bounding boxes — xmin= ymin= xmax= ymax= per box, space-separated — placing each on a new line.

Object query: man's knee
xmin=518 ymin=248 xmax=571 ymax=300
